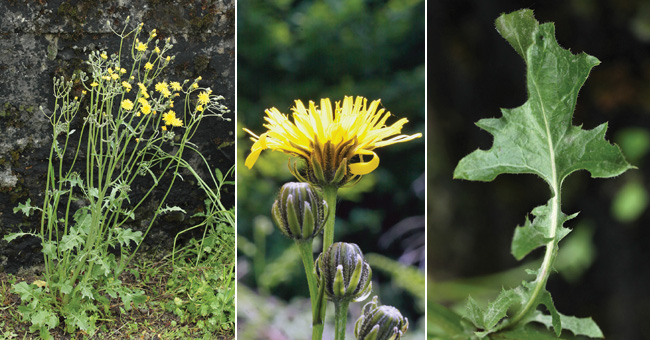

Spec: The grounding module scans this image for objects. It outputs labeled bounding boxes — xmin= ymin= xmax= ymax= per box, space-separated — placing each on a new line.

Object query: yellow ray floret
xmin=244 ymin=96 xmax=421 ymax=175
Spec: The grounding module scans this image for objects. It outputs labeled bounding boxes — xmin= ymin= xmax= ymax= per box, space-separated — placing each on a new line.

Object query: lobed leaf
xmin=453 ymin=9 xmax=631 ymax=338
xmin=454 ymin=10 xmax=631 ymax=185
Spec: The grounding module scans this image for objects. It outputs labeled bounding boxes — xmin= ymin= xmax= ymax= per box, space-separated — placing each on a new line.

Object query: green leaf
xmin=454 ymin=11 xmax=631 ymax=185
xmin=495 ymin=9 xmax=537 ymax=60
xmin=115 ymin=228 xmax=143 ymax=247
xmin=465 ymin=296 xmax=485 ymax=329
xmin=13 ymin=198 xmax=39 ymax=216
xmin=454 ymin=9 xmax=630 ymax=337
xmin=539 ymin=291 xmax=562 ymax=337
xmin=31 ymin=309 xmax=59 ymax=330
xmin=4 ymin=232 xmax=39 ymax=243
xmin=531 ymin=310 xmax=604 ymax=338
xmin=512 ymin=202 xmax=577 ymax=260
xmin=159 ymin=205 xmax=187 ymax=215
xmin=492 ymin=326 xmax=562 ymax=340
xmin=483 ymin=289 xmax=519 ymax=330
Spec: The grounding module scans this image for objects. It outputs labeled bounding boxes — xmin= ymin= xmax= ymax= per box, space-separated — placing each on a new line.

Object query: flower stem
xmin=334 ymin=300 xmax=350 ymax=340
xmin=322 ymin=185 xmax=338 ymax=252
xmin=315 ymin=185 xmax=338 ymax=337
xmin=296 ymin=240 xmax=323 ymax=340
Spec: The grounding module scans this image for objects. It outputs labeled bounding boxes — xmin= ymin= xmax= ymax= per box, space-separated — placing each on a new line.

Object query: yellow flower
xmin=121 ymin=99 xmax=134 ymax=111
xmin=165 ymin=56 xmax=171 ymax=62
xmin=122 ymin=81 xmax=132 ymax=92
xmin=163 ymin=110 xmax=183 ymax=127
xmin=154 ymin=46 xmax=161 ymax=54
xmin=111 ymin=73 xmax=119 ymax=80
xmin=170 ymin=82 xmax=182 ymax=91
xmin=243 ymin=96 xmax=421 ymax=186
xmin=141 ymin=103 xmax=152 ymax=115
xmin=155 ymin=82 xmax=167 ymax=91
xmin=191 ymin=83 xmax=199 ymax=89
xmin=144 ymin=62 xmax=153 ymax=70
xmin=162 ymin=125 xmax=167 ymax=131
xmin=135 ymin=40 xmax=147 ymax=52
xmin=120 ymin=68 xmax=127 ymax=74
xmin=197 ymin=91 xmax=210 ymax=105
xmin=100 ymin=52 xmax=108 ymax=60
xmin=196 ymin=105 xmax=204 ymax=112
xmin=90 ymin=81 xmax=99 ymax=87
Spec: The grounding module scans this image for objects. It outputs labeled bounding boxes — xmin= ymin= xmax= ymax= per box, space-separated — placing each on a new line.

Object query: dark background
xmin=428 ymin=1 xmax=650 ymax=339
xmin=0 ymin=0 xmax=235 ymax=273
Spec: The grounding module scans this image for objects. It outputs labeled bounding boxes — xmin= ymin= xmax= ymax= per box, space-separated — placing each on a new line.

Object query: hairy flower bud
xmin=271 ymin=182 xmax=328 ymax=241
xmin=316 ymin=242 xmax=372 ymax=303
xmin=354 ymin=296 xmax=409 ymax=340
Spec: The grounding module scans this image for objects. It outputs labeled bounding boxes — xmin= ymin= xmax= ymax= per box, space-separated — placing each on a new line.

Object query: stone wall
xmin=0 ymin=0 xmax=235 ymax=272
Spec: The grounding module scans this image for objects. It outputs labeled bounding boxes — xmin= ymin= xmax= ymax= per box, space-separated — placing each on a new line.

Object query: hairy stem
xmin=334 ymin=299 xmax=351 ymax=340
xmin=314 ymin=185 xmax=338 ymax=338
xmin=296 ymin=240 xmax=323 ymax=340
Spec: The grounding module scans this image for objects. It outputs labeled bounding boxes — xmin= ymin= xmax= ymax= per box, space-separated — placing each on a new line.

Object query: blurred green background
xmin=236 ymin=0 xmax=425 ymax=338
xmin=428 ymin=1 xmax=650 ymax=339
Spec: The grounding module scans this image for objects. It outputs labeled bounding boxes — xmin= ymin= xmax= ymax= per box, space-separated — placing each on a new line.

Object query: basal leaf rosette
xmin=316 ymin=242 xmax=372 ymax=303
xmin=243 ymin=96 xmax=421 ymax=187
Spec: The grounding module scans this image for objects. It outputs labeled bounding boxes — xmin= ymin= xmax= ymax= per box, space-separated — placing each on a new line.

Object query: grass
xmin=0 ymin=226 xmax=234 ymax=340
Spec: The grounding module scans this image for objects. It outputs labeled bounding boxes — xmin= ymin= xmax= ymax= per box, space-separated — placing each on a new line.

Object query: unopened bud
xmin=271 ymin=182 xmax=328 ymax=241
xmin=354 ymin=296 xmax=408 ymax=340
xmin=316 ymin=242 xmax=372 ymax=303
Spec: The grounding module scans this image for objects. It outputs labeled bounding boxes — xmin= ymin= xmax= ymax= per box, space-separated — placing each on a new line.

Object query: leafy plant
xmin=4 ymin=19 xmax=229 ymax=338
xmin=165 ymin=218 xmax=235 ymax=333
xmin=443 ymin=9 xmax=632 ymax=339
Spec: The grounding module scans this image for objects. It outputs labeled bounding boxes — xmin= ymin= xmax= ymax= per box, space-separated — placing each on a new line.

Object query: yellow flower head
xmin=244 ymin=96 xmax=421 ymax=186
xmin=170 ymin=81 xmax=182 ymax=91
xmin=141 ymin=103 xmax=152 ymax=115
xmin=197 ymin=91 xmax=210 ymax=105
xmin=100 ymin=52 xmax=108 ymax=60
xmin=122 ymin=81 xmax=132 ymax=92
xmin=154 ymin=46 xmax=161 ymax=54
xmin=121 ymin=99 xmax=134 ymax=111
xmin=90 ymin=81 xmax=99 ymax=87
xmin=144 ymin=62 xmax=153 ymax=70
xmin=135 ymin=40 xmax=147 ymax=52
xmin=155 ymin=81 xmax=168 ymax=92
xmin=163 ymin=110 xmax=183 ymax=127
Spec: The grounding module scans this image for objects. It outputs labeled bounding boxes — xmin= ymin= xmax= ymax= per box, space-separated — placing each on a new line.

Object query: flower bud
xmin=354 ymin=296 xmax=409 ymax=340
xmin=271 ymin=182 xmax=328 ymax=241
xmin=316 ymin=242 xmax=372 ymax=303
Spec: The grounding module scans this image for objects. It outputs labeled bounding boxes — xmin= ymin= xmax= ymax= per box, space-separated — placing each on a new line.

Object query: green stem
xmin=507 ymin=187 xmax=561 ymax=327
xmin=296 ymin=240 xmax=323 ymax=340
xmin=334 ymin=299 xmax=350 ymax=340
xmin=321 ymin=185 xmax=338 ymax=253
xmin=314 ymin=185 xmax=338 ymax=338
